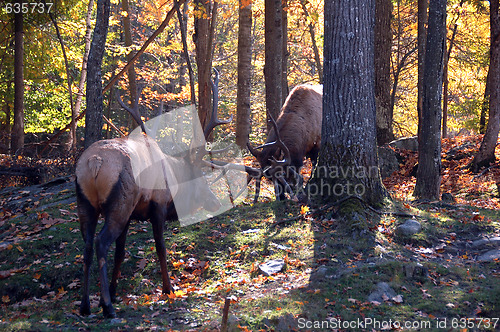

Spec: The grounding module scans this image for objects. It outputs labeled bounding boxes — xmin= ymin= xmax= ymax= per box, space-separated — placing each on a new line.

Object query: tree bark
xmin=413 ymin=0 xmax=447 ymax=200
xmin=84 ymin=0 xmax=111 ymax=149
xmin=375 ymin=0 xmax=394 ymax=145
xmin=417 ymin=0 xmax=429 ymax=140
xmin=308 ymin=0 xmax=388 ymax=206
xmin=236 ymin=0 xmax=252 ymax=148
xmin=470 ymin=0 xmax=500 ymax=171
xmin=194 ymin=0 xmax=216 ymax=130
xmin=11 ymin=2 xmax=24 ymax=155
xmin=264 ymin=0 xmax=283 ymax=129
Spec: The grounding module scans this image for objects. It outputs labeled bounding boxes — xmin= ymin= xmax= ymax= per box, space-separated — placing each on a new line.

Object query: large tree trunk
xmin=413 ymin=0 xmax=447 ymax=200
xmin=236 ymin=0 xmax=252 ymax=148
xmin=84 ymin=0 xmax=111 ymax=149
xmin=264 ymin=0 xmax=283 ymax=128
xmin=375 ymin=0 xmax=393 ymax=145
xmin=470 ymin=0 xmax=500 ymax=172
xmin=11 ymin=3 xmax=24 ymax=155
xmin=308 ymin=0 xmax=387 ymax=206
xmin=417 ymin=0 xmax=429 ymax=139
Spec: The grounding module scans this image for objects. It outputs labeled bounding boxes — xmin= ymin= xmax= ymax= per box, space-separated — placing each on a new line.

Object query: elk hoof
xmin=102 ymin=303 xmax=116 ymax=318
xmin=80 ymin=300 xmax=91 ymax=316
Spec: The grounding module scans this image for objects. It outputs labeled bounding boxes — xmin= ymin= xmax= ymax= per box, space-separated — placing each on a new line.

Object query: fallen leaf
xmin=392 ymin=295 xmax=403 ymax=304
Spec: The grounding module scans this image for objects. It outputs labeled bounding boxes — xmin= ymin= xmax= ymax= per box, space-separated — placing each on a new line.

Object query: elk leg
xmin=109 ymin=221 xmax=131 ymax=303
xmin=273 ymin=178 xmax=286 ymax=201
xmin=253 ymin=177 xmax=262 ymax=204
xmin=95 ymin=223 xmax=123 ymax=318
xmin=150 ymin=204 xmax=172 ymax=294
xmin=77 ymin=187 xmax=99 ymax=316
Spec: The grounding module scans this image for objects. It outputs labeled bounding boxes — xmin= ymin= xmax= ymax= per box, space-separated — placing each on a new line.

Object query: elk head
xmin=247 ymin=114 xmax=302 ymax=202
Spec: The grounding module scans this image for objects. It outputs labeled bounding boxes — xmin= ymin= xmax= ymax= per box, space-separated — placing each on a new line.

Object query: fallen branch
xmin=473 ymin=164 xmax=499 ymax=180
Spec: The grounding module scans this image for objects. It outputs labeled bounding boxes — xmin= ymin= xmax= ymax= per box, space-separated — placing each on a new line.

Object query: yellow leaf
xmin=300 ymin=205 xmax=310 ymax=215
xmin=174 ymin=290 xmax=187 ymax=298
xmin=2 ymin=295 xmax=9 ymax=303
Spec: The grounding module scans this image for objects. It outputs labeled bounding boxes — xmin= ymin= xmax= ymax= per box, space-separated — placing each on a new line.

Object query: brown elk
xmin=76 ymin=71 xmax=258 ymax=318
xmin=248 ymin=84 xmax=322 ymax=202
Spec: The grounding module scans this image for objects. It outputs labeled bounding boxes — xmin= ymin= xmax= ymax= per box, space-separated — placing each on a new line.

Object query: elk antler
xmin=204 ymin=68 xmax=233 ymax=140
xmin=246 ymin=112 xmax=298 ymax=202
xmin=118 ymin=85 xmax=147 ymax=135
xmin=198 ymin=69 xmax=262 ymax=202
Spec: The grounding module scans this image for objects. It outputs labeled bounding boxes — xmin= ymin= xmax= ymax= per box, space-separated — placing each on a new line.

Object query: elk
xmin=76 ymin=71 xmax=257 ymax=318
xmin=248 ymin=84 xmax=322 ymax=202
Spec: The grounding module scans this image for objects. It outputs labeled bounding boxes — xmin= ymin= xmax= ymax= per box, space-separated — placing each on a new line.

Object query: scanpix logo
xmin=128 ymin=105 xmax=248 ymax=226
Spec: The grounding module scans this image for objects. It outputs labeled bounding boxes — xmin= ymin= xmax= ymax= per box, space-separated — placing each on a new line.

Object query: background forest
xmin=0 ymin=0 xmax=492 ymax=154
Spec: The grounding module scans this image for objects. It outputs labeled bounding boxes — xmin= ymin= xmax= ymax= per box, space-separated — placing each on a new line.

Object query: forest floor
xmin=0 ymin=135 xmax=499 ymax=331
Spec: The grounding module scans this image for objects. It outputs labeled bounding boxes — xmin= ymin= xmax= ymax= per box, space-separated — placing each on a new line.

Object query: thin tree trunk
xmin=479 ymin=68 xmax=490 ymax=134
xmin=300 ymin=0 xmax=322 ymax=83
xmin=375 ymin=0 xmax=393 ymax=145
xmin=48 ymin=11 xmax=75 ymax=151
xmin=236 ymin=0 xmax=252 ymax=148
xmin=72 ymin=0 xmax=94 ymax=151
xmin=442 ymin=22 xmax=458 ymax=139
xmin=470 ymin=0 xmax=500 ymax=172
xmin=390 ymin=47 xmax=417 ymax=116
xmin=414 ymin=0 xmax=447 ymax=200
xmin=121 ymin=0 xmax=138 ymax=107
xmin=11 ymin=2 xmax=24 ymax=155
xmin=176 ymin=0 xmax=196 ymax=104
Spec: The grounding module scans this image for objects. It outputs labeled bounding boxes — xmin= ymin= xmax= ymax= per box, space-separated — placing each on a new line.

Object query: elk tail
xmin=87 ymin=155 xmax=103 ymax=179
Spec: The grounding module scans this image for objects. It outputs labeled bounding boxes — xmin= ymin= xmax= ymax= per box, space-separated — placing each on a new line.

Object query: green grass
xmin=1 ymin=184 xmax=500 ymax=331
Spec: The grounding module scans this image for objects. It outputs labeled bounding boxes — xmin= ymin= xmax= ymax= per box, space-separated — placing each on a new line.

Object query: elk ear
xmin=247 ymin=142 xmax=261 ymax=159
